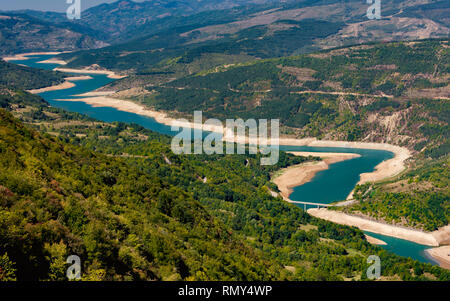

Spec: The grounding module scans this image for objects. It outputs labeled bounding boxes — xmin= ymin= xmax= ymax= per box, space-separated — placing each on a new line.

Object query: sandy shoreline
xmin=54 ymin=67 xmax=126 ymax=79
xmin=75 ymin=91 xmax=116 ymax=97
xmin=3 ymin=52 xmax=62 ymax=61
xmin=55 ymin=96 xmax=243 ymax=137
xmin=3 ymin=53 xmax=126 ymax=80
xmin=37 ymin=59 xmax=68 ymax=65
xmin=272 ymin=153 xmax=361 ymax=200
xmin=66 ymin=76 xmax=93 ymax=81
xmin=365 ymin=235 xmax=387 ymax=245
xmin=282 ymin=139 xmax=411 ymax=200
xmin=27 ymin=81 xmax=76 ymax=94
xmin=47 ymin=57 xmax=126 ymax=79
xmin=431 ymin=225 xmax=450 ymax=245
xmin=425 ymin=246 xmax=450 ymax=270
xmin=308 ymin=208 xmax=448 ymax=247
xmin=54 ymin=95 xmax=410 ymax=192
xmin=287 ymin=151 xmax=359 ymax=158
xmin=27 ymin=76 xmax=92 ymax=94
xmin=12 ymin=54 xmax=412 ymax=185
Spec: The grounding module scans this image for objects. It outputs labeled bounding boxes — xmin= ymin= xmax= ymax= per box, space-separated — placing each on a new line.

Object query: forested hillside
xmin=82 ymin=39 xmax=449 ymax=234
xmin=1 ymin=0 xmax=449 ymax=282
xmin=336 ymin=155 xmax=449 ymax=232
xmin=1 ymin=88 xmax=448 ymax=281
xmin=0 ymin=107 xmax=279 ymax=281
xmin=0 ymin=60 xmax=67 ymax=90
xmin=105 ymin=40 xmax=449 ymax=155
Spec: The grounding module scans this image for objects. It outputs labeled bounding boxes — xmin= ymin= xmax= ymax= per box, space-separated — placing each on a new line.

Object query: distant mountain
xmin=80 ymin=0 xmax=277 ymax=38
xmin=399 ymin=0 xmax=450 ymax=27
xmin=0 ymin=13 xmax=107 ymax=55
xmin=10 ymin=0 xmax=449 ymax=52
xmin=12 ymin=0 xmax=281 ymax=42
xmin=56 ymin=0 xmax=449 ymax=75
xmin=8 ymin=10 xmax=109 ymax=41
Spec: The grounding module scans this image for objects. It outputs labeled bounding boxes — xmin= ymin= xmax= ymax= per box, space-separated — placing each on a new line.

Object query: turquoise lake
xmin=10 ymin=55 xmax=438 ymax=266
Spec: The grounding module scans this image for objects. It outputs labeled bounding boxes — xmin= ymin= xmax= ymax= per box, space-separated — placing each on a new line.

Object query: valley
xmin=0 ymin=0 xmax=448 ymax=283
xmin=4 ymin=53 xmax=447 ymax=270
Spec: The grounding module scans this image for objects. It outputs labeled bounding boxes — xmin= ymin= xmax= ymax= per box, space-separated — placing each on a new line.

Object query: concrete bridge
xmin=287 ymin=200 xmax=331 ymax=210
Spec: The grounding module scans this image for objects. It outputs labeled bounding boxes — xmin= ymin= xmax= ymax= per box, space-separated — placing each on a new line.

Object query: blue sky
xmin=0 ymin=0 xmax=145 ymax=12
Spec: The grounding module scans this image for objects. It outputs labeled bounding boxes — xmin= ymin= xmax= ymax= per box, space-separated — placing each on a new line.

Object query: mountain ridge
xmin=0 ymin=13 xmax=107 ymax=55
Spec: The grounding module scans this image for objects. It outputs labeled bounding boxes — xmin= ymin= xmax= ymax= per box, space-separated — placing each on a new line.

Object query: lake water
xmin=10 ymin=55 xmax=438 ymax=265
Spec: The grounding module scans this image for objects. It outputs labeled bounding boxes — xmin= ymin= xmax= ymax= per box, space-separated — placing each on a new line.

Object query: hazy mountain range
xmin=1 ymin=0 xmax=449 ymax=55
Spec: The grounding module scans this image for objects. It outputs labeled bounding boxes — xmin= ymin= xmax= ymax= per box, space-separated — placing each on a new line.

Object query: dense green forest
xmin=1 ymin=0 xmax=449 ymax=282
xmin=119 ymin=40 xmax=449 ymax=155
xmin=0 ymin=60 xmax=66 ymax=90
xmin=336 ymin=156 xmax=450 ymax=232
xmin=1 ymin=88 xmax=449 ymax=281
